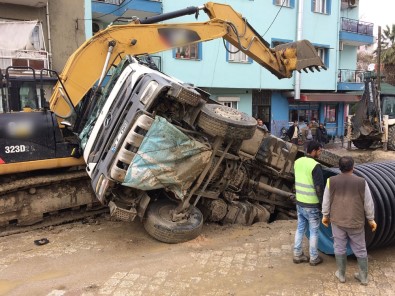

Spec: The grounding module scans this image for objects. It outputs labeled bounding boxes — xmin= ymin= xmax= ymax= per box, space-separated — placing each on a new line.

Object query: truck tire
xmin=388 ymin=125 xmax=395 ymax=150
xmin=197 ymin=104 xmax=257 ymax=140
xmin=352 ymin=139 xmax=373 ymax=149
xmin=143 ymin=200 xmax=203 ymax=244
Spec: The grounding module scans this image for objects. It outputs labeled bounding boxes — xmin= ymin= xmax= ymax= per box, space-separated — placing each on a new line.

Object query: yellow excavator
xmin=0 ymin=2 xmax=325 ymax=236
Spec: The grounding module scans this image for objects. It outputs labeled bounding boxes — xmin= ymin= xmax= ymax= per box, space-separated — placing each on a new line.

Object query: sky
xmin=359 ymin=0 xmax=394 ymax=30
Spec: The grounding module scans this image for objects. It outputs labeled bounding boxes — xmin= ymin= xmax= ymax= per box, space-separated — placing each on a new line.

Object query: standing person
xmin=287 ymin=120 xmax=300 ymax=145
xmin=257 ymin=118 xmax=269 ymax=132
xmin=322 ymin=156 xmax=376 ymax=285
xmin=316 ymin=123 xmax=328 ymax=146
xmin=302 ymin=122 xmax=314 ymax=154
xmin=293 ymin=141 xmax=325 ymax=266
xmin=310 ymin=118 xmax=319 ymax=140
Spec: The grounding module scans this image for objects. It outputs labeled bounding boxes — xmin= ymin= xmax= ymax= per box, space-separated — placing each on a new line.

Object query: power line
xmin=96 ymin=0 xmax=133 ymax=19
xmin=262 ymin=0 xmax=286 ymax=37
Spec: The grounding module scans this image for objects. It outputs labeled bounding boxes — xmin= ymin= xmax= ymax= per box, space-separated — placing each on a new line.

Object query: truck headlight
xmin=140 ymin=81 xmax=159 ymax=105
xmin=95 ymin=174 xmax=111 ymax=203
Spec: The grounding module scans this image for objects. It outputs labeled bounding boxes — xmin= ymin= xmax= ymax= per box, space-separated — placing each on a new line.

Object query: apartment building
xmin=0 ymin=0 xmax=373 ymax=138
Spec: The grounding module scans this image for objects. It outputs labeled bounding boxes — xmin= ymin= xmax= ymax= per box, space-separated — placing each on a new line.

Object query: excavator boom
xmin=50 ymin=2 xmax=325 ymax=120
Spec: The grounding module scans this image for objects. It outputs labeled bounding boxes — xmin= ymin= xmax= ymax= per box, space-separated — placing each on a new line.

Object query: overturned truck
xmin=80 ymin=56 xmax=304 ymax=243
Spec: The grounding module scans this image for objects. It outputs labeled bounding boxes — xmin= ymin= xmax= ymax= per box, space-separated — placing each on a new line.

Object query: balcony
xmin=337 ymin=69 xmax=365 ymax=91
xmin=340 ymin=17 xmax=374 ymax=46
xmin=92 ymin=0 xmax=162 ymax=24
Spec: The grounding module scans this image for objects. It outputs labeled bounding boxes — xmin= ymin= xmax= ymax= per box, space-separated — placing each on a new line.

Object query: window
xmin=324 ymin=104 xmax=337 ymax=123
xmin=382 ymin=96 xmax=395 ymax=118
xmin=289 ymin=104 xmax=319 ymax=123
xmin=227 ymin=43 xmax=251 ymax=63
xmin=174 ymin=43 xmax=201 ymax=60
xmin=273 ymin=0 xmax=295 ymax=8
xmin=31 ymin=25 xmax=45 ymax=50
xmin=218 ymin=96 xmax=240 ymax=109
xmin=221 ymin=101 xmax=238 ymax=109
xmin=252 ymin=90 xmax=271 ymax=124
xmin=314 ymin=46 xmax=329 ymax=67
xmin=312 ymin=0 xmax=331 ymax=14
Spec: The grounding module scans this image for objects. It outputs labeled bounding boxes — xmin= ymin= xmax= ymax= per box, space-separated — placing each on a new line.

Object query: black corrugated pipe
xmin=318 ymin=161 xmax=395 ymax=255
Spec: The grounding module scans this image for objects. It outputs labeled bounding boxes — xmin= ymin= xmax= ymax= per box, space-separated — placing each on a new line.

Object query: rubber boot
xmin=354 ymin=257 xmax=368 ymax=285
xmin=334 ymin=254 xmax=347 ymax=283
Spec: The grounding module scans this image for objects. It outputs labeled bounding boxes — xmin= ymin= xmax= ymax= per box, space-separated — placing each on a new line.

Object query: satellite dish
xmin=368 ymin=63 xmax=375 ymax=71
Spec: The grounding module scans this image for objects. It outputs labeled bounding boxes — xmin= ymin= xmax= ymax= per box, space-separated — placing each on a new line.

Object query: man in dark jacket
xmin=316 ymin=123 xmax=328 ymax=145
xmin=293 ymin=141 xmax=325 ymax=266
xmin=322 ymin=156 xmax=377 ymax=285
xmin=287 ymin=120 xmax=299 ymax=145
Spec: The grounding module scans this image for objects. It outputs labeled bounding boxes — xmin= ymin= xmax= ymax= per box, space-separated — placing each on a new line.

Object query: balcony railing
xmin=0 ymin=49 xmax=49 ymax=73
xmin=338 ymin=69 xmax=365 ymax=83
xmin=341 ymin=17 xmax=373 ymax=36
xmin=95 ymin=0 xmax=125 ymax=4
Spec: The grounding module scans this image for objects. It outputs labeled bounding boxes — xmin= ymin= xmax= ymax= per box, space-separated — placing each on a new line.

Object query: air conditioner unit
xmin=348 ymin=0 xmax=358 ymax=6
xmin=92 ymin=21 xmax=104 ymax=34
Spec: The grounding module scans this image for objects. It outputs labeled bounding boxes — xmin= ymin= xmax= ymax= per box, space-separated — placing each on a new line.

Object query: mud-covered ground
xmin=0 ymin=146 xmax=394 ymax=296
xmin=325 ymin=141 xmax=395 ymax=164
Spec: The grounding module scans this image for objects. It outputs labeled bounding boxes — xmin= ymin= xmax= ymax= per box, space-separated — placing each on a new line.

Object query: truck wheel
xmin=388 ymin=125 xmax=395 ymax=150
xmin=352 ymin=139 xmax=373 ymax=149
xmin=143 ymin=200 xmax=203 ymax=244
xmin=197 ymin=104 xmax=257 ymax=140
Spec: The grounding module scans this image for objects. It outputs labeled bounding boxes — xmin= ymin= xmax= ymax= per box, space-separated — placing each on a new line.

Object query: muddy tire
xmin=387 ymin=125 xmax=395 ymax=151
xmin=143 ymin=200 xmax=203 ymax=244
xmin=197 ymin=104 xmax=257 ymax=140
xmin=352 ymin=139 xmax=373 ymax=149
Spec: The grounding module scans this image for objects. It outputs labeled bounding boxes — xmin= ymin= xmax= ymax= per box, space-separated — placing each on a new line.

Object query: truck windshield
xmin=79 ymin=58 xmax=131 ymax=149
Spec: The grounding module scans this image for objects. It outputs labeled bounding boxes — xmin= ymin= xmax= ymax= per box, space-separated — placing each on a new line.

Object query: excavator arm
xmin=50 ymin=2 xmax=325 ymax=119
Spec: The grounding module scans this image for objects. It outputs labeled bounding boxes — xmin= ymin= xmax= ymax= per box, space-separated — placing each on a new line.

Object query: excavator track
xmin=0 ymin=169 xmax=105 ymax=236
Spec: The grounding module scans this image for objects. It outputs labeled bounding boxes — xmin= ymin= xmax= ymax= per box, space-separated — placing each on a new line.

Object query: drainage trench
xmin=318 ymin=161 xmax=395 ymax=255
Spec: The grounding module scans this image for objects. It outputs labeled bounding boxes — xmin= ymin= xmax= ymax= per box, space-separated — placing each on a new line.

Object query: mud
xmin=0 ymin=146 xmax=394 ymax=296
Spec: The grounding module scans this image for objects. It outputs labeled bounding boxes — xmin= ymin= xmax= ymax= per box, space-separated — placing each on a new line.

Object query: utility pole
xmin=377 ymin=26 xmax=381 ymax=91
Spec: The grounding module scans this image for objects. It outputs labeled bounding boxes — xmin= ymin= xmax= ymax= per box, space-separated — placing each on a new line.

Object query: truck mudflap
xmin=122 ymin=116 xmax=212 ymax=200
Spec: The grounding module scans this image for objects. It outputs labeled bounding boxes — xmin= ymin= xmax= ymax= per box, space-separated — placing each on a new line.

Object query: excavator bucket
xmin=273 ymin=40 xmax=327 ymax=74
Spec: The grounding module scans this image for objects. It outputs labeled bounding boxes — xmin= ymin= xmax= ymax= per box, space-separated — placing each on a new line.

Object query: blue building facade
xmin=160 ymin=0 xmax=373 ymax=138
xmin=87 ymin=0 xmax=373 ymax=138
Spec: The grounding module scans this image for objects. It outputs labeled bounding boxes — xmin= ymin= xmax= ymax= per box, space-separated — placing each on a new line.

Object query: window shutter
xmin=198 ymin=43 xmax=202 ymax=60
xmin=326 ymin=0 xmax=331 ymax=14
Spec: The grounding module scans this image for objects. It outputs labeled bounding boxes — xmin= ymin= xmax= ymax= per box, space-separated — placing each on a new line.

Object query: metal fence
xmin=338 ymin=69 xmax=365 ymax=83
xmin=341 ymin=17 xmax=373 ymax=36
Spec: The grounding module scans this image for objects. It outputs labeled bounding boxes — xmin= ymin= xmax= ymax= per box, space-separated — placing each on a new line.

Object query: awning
xmin=288 ymin=93 xmax=361 ymax=102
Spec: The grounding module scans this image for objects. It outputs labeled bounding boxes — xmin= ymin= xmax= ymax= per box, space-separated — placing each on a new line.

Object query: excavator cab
xmin=0 ymin=67 xmax=82 ymax=173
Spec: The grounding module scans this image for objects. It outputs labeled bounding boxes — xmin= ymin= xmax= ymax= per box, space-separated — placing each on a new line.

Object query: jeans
xmin=294 ymin=205 xmax=320 ymax=260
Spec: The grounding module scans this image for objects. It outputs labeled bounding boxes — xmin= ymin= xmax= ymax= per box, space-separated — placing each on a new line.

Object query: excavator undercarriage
xmin=0 ymin=170 xmax=106 ymax=236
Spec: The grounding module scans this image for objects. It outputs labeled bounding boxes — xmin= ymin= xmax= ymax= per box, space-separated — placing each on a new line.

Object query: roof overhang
xmin=288 ymin=93 xmax=361 ymax=103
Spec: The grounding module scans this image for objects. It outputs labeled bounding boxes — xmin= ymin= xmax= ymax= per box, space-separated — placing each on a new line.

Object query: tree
xmin=380 ymin=24 xmax=395 ymax=64
xmin=357 ymin=50 xmax=374 ymax=71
